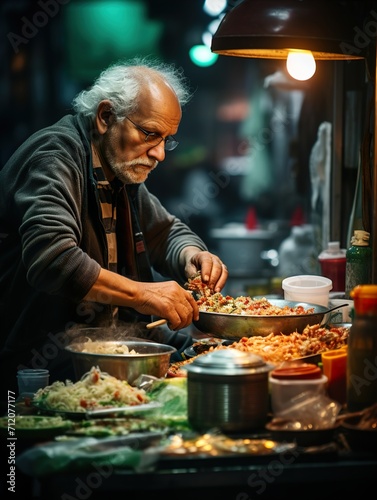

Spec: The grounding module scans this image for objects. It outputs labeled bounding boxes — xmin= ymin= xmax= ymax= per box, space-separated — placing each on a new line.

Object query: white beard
xmin=110 ymin=159 xmax=158 ymax=184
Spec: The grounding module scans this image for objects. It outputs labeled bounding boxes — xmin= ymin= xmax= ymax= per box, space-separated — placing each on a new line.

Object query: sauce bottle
xmin=346 ymin=285 xmax=377 ymax=412
xmin=345 ymin=230 xmax=372 ymax=299
xmin=318 ymin=241 xmax=346 ymax=293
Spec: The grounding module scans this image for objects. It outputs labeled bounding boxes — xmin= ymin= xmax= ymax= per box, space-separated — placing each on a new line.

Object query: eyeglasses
xmin=126 ymin=116 xmax=179 ymax=151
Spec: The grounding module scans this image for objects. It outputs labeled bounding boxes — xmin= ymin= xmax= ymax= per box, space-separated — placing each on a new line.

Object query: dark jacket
xmin=0 ymin=114 xmax=206 ymax=385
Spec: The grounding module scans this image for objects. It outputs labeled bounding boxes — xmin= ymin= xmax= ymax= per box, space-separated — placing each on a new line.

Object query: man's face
xmin=98 ymin=80 xmax=182 ymax=184
xmin=100 ymin=122 xmax=160 ymax=184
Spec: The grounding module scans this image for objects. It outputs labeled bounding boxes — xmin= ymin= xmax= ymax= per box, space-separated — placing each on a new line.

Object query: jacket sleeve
xmin=137 ymin=184 xmax=208 ymax=284
xmin=13 ymin=141 xmax=101 ymax=302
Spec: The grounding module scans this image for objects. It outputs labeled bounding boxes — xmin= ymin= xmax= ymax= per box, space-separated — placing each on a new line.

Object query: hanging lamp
xmin=211 ymin=0 xmax=366 ymax=61
xmin=211 ymin=0 xmax=376 ymax=281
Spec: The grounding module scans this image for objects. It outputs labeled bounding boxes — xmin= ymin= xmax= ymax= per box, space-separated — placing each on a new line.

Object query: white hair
xmin=72 ymin=56 xmax=192 ymax=121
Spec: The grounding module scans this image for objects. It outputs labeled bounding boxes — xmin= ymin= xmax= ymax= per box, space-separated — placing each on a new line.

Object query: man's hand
xmin=132 ymin=280 xmax=199 ymax=330
xmin=84 ymin=269 xmax=200 ymax=331
xmin=180 ymin=247 xmax=228 ymax=293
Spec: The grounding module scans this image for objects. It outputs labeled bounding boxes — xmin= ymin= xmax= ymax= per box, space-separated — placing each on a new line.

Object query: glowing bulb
xmin=286 ymin=50 xmax=316 ymax=81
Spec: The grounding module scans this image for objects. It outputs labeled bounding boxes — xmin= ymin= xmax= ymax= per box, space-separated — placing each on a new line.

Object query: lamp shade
xmin=211 ymin=0 xmax=365 ymax=60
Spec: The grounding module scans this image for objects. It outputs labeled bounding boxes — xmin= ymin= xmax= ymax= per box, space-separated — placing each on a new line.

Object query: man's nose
xmin=148 ymin=141 xmax=166 ymax=162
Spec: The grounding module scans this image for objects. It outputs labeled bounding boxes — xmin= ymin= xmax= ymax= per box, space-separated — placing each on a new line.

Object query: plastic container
xmin=321 ymin=349 xmax=347 ymax=405
xmin=345 ymin=230 xmax=372 ymax=299
xmin=269 ymin=364 xmax=328 ymax=415
xmin=318 ymin=241 xmax=346 ymax=292
xmin=346 ymin=285 xmax=377 ymax=412
xmin=282 ymin=275 xmax=333 ymax=306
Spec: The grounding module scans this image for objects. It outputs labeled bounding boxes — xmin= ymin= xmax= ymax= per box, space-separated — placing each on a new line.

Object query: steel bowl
xmin=193 ymin=299 xmax=339 ymax=339
xmin=65 ymin=341 xmax=176 ymax=385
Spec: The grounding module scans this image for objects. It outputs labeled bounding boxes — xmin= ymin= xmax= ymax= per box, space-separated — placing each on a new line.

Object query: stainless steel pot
xmin=65 ymin=341 xmax=176 ymax=385
xmin=185 ymin=349 xmax=275 ymax=432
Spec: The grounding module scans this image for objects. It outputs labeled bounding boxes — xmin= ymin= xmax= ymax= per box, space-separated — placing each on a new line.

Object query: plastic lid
xmin=270 ymin=363 xmax=322 ymax=380
xmin=328 ymin=241 xmax=340 ymax=252
xmin=318 ymin=241 xmax=346 ymax=260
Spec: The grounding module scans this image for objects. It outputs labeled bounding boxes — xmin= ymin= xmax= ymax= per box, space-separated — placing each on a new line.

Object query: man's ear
xmin=96 ymin=100 xmax=114 ymax=134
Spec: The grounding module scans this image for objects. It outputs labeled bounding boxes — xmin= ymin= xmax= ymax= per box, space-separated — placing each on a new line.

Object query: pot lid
xmin=185 ymin=349 xmax=274 ymax=375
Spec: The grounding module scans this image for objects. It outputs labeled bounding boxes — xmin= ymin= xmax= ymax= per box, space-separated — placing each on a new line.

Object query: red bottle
xmin=318 ymin=241 xmax=346 ymax=293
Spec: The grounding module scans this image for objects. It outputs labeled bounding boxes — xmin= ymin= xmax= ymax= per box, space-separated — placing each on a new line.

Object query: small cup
xmin=321 ymin=350 xmax=347 ymax=405
xmin=17 ymin=369 xmax=50 ymax=395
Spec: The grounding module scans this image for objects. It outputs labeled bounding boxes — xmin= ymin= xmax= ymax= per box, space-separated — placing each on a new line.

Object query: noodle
xmin=33 ymin=366 xmax=149 ymax=412
xmin=80 ymin=339 xmax=137 ymax=355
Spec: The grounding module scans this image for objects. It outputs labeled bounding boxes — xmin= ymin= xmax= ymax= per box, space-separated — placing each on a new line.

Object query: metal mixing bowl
xmin=65 ymin=341 xmax=176 ymax=385
xmin=193 ymin=299 xmax=337 ymax=339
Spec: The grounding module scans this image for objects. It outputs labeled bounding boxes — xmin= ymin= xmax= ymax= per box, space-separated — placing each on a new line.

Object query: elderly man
xmin=0 ymin=57 xmax=228 ymax=404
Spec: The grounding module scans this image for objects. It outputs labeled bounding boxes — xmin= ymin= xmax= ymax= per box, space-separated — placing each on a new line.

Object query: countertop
xmin=8 ymin=414 xmax=377 ymax=500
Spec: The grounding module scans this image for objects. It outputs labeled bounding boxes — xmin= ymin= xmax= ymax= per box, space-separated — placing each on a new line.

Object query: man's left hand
xmin=182 ymin=248 xmax=228 ymax=293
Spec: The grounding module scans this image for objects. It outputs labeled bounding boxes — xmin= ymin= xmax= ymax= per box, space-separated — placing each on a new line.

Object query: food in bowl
xmin=33 ymin=366 xmax=149 ymax=412
xmin=197 ymin=295 xmax=315 ymax=316
xmin=80 ymin=339 xmax=138 ymax=354
xmin=187 ymin=272 xmax=315 ymax=316
xmin=0 ymin=415 xmax=73 ymax=440
xmin=168 ymin=324 xmax=349 ymax=377
xmin=187 ymin=272 xmax=340 ymax=338
xmin=65 ymin=341 xmax=176 ymax=384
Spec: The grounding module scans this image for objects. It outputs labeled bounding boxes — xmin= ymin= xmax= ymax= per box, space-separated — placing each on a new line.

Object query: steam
xmin=65 ymin=320 xmax=167 ymax=345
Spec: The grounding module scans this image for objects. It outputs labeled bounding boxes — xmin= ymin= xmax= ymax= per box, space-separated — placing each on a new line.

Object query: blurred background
xmin=1 ymin=0 xmax=375 ymax=296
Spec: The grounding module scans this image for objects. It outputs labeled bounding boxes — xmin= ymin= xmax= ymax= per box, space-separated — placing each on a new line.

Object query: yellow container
xmin=321 ymin=349 xmax=347 ymax=405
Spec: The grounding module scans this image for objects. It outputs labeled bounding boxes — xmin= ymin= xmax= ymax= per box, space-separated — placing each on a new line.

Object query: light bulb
xmin=286 ymin=50 xmax=316 ymax=81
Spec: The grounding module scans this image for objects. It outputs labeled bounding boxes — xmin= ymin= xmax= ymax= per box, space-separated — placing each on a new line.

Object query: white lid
xmin=328 ymin=241 xmax=340 ymax=252
xmin=318 ymin=241 xmax=346 ymax=260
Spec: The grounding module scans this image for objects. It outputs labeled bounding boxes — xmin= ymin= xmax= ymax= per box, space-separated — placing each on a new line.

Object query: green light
xmin=64 ymin=1 xmax=163 ymax=80
xmin=189 ymin=45 xmax=218 ymax=67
